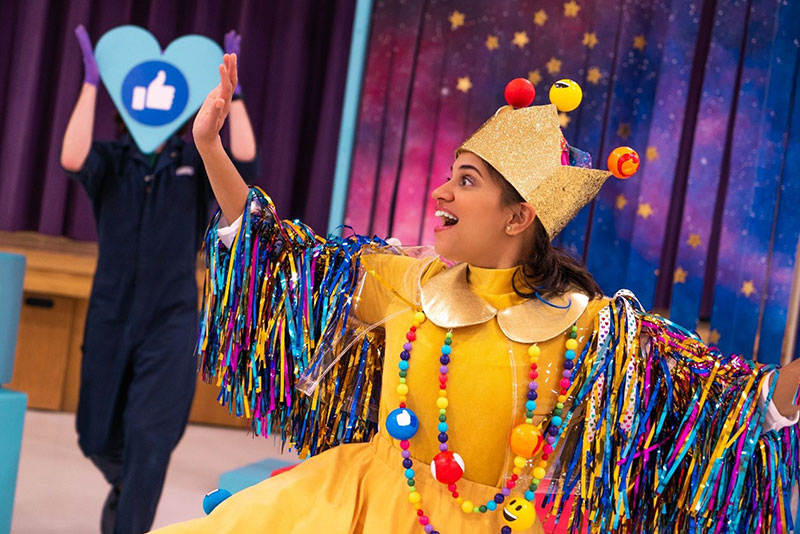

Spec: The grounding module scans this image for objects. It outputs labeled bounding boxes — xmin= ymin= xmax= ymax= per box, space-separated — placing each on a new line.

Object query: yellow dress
xmin=153 ymin=254 xmax=607 ymax=534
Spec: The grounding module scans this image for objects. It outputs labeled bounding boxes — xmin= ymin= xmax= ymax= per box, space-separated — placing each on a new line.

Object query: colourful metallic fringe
xmin=545 ymin=290 xmax=799 ymax=533
xmin=197 ymin=188 xmax=390 ymax=458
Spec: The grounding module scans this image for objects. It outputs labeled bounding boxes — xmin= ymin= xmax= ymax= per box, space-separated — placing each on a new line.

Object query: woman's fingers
xmin=229 ymin=53 xmax=238 ymax=92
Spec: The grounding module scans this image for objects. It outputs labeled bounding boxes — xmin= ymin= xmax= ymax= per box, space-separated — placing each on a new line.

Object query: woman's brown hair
xmin=486 ymin=162 xmax=603 ymax=300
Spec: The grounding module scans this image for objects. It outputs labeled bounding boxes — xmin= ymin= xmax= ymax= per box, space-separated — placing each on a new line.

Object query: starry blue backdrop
xmin=345 ymin=0 xmax=800 ymax=365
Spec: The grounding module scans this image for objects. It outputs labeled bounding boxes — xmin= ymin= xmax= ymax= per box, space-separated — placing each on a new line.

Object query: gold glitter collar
xmin=419 ymin=263 xmax=589 ymax=343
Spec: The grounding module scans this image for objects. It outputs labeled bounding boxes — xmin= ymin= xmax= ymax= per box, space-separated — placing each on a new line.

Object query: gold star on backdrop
xmin=456 ymin=76 xmax=472 ymax=93
xmin=564 ymin=1 xmax=580 ymax=17
xmin=741 ymin=280 xmax=756 ymax=297
xmin=586 ymin=67 xmax=602 ymax=84
xmin=633 ymin=35 xmax=647 ymax=50
xmin=582 ymin=32 xmax=598 ymax=49
xmin=674 ymin=267 xmax=687 ymax=284
xmin=687 ymin=233 xmax=702 ymax=249
xmin=637 ymin=203 xmax=653 ymax=219
xmin=558 ymin=113 xmax=571 ymax=128
xmin=512 ymin=31 xmax=529 ymax=48
xmin=616 ymin=194 xmax=628 ymax=210
xmin=709 ymin=329 xmax=721 ymax=344
xmin=534 ymin=9 xmax=548 ymax=26
xmin=449 ymin=11 xmax=465 ymax=30
xmin=528 ymin=70 xmax=542 ymax=85
xmin=617 ymin=123 xmax=631 ymax=139
xmin=646 ymin=146 xmax=659 ymax=161
xmin=546 ymin=56 xmax=562 ymax=74
xmin=485 ymin=35 xmax=499 ymax=51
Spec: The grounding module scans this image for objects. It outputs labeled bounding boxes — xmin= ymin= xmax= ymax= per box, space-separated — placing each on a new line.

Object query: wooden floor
xmin=11 ymin=410 xmax=292 ymax=533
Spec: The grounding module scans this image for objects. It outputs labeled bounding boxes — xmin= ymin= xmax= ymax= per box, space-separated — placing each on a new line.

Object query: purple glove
xmin=224 ymin=29 xmax=242 ymax=96
xmin=75 ymin=25 xmax=99 ymax=86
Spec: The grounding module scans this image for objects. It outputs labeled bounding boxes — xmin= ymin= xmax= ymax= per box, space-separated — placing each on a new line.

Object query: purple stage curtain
xmin=0 ymin=0 xmax=355 ymax=241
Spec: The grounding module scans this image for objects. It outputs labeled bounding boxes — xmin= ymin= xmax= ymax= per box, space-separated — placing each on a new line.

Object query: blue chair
xmin=0 ymin=252 xmax=26 ymax=534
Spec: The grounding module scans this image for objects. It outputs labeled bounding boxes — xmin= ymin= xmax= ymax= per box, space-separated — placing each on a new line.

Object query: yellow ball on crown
xmin=549 ymin=79 xmax=583 ymax=112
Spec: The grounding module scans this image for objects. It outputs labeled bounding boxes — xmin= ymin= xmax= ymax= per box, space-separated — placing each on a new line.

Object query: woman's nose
xmin=431 ymin=180 xmax=452 ymax=201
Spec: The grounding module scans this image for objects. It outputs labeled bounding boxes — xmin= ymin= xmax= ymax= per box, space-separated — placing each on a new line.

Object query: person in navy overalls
xmin=60 ymin=26 xmax=258 ymax=534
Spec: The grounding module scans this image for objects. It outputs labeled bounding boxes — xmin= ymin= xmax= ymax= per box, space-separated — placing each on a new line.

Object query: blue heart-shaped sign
xmin=95 ymin=25 xmax=222 ymax=154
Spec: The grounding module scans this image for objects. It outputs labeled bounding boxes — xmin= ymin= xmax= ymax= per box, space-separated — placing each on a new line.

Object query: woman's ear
xmin=505 ymin=203 xmax=536 ymax=236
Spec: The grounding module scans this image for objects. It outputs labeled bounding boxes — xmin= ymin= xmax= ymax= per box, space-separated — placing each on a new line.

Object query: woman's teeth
xmin=435 ymin=210 xmax=459 ymax=226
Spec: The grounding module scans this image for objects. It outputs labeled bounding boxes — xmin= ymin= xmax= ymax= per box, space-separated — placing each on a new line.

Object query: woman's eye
xmin=459 ymin=176 xmax=473 ymax=186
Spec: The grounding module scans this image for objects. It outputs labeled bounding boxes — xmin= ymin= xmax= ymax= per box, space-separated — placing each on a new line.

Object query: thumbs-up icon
xmin=131 ymin=70 xmax=176 ymax=111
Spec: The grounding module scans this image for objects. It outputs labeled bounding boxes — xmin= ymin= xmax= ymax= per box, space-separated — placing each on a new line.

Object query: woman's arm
xmin=193 ymin=53 xmax=250 ymax=224
xmin=60 ymin=25 xmax=99 ymax=172
xmin=771 ymin=357 xmax=800 ymax=417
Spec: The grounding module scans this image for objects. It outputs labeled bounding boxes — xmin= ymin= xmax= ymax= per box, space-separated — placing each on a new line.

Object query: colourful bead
xmin=405 ymin=468 xmax=415 ymax=479
xmin=461 ymin=500 xmax=474 ymax=514
xmin=525 ymin=400 xmax=536 ymax=411
xmin=441 ymin=345 xmax=452 ymax=355
xmin=439 ymin=443 xmax=448 ymax=451
xmin=400 ymin=351 xmax=410 ymax=360
xmin=510 ymin=423 xmax=544 ymax=458
xmin=438 ymin=422 xmax=448 ymax=432
xmin=537 ymin=460 xmax=547 ymax=469
xmin=556 ymin=402 xmax=564 ymax=409
xmin=403 ymin=458 xmax=412 ymax=468
xmin=398 ymin=360 xmax=409 ymax=370
xmin=525 ymin=418 xmax=533 ymax=424
xmin=396 ymin=384 xmax=409 ymax=395
xmin=398 ymin=378 xmax=406 ymax=384
xmin=438 ymin=389 xmax=447 ymax=397
xmin=438 ymin=432 xmax=448 ymax=443
xmin=406 ymin=331 xmax=417 ymax=341
xmin=557 ymin=395 xmax=567 ymax=403
xmin=524 ymin=490 xmax=535 ymax=501
xmin=400 ymin=440 xmax=410 ymax=450
xmin=439 ymin=355 xmax=450 ymax=365
xmin=532 ymin=467 xmax=547 ymax=479
xmin=551 ymin=416 xmax=563 ymax=427
xmin=409 ymin=492 xmax=421 ymax=504
xmin=494 ymin=493 xmax=505 ymax=503
xmin=513 ymin=456 xmax=527 ymax=468
xmin=385 ymin=408 xmax=419 ymax=440
xmin=560 ymin=378 xmax=571 ymax=388
xmin=403 ymin=343 xmax=413 ymax=351
xmin=565 ymin=338 xmax=578 ymax=350
xmin=439 ymin=414 xmax=447 ymax=422
xmin=527 ymin=345 xmax=541 ymax=357
xmin=543 ymin=444 xmax=554 ymax=454
xmin=436 ymin=397 xmax=449 ymax=409
xmin=399 ymin=370 xmax=407 ymax=378
xmin=487 ymin=501 xmax=497 ymax=511
xmin=419 ymin=516 xmax=429 ymax=526
xmin=414 ymin=311 xmax=426 ymax=323
xmin=565 ymin=350 xmax=576 ymax=360
xmin=479 ymin=505 xmax=488 ymax=513
xmin=512 ymin=467 xmax=522 ymax=475
xmin=445 ymin=331 xmax=453 ymax=339
xmin=444 ymin=337 xmax=451 ymax=345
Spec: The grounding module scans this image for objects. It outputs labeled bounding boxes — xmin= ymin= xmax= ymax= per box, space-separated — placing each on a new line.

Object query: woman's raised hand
xmin=193 ymin=53 xmax=238 ymax=150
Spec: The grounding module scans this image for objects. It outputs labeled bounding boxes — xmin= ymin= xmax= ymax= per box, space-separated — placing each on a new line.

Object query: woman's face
xmin=431 ymin=152 xmax=517 ymax=267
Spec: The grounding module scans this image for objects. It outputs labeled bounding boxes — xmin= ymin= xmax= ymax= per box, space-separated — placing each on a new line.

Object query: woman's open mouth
xmin=434 ymin=209 xmax=459 ymax=232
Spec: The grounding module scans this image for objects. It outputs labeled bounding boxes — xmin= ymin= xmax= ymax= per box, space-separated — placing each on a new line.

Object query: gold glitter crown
xmin=457 ymin=104 xmax=611 ymax=239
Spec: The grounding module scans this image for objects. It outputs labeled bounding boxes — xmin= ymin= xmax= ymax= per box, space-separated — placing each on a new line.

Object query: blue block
xmin=218 ymin=457 xmax=294 ymax=495
xmin=0 ymin=388 xmax=26 ymax=534
xmin=0 ymin=253 xmax=25 ymax=385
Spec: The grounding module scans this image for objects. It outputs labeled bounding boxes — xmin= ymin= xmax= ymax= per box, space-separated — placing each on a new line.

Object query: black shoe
xmin=101 ymin=484 xmax=121 ymax=534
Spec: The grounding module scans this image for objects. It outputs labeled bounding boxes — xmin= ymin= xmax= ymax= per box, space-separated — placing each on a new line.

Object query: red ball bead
xmin=430 ymin=451 xmax=465 ymax=484
xmin=504 ymin=78 xmax=536 ymax=108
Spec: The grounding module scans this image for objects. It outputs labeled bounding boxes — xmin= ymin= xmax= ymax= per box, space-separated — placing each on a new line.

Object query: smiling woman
xmin=152 ymin=59 xmax=800 ymax=534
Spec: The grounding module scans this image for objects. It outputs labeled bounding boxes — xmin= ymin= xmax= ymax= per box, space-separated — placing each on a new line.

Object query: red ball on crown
xmin=504 ymin=78 xmax=535 ymax=108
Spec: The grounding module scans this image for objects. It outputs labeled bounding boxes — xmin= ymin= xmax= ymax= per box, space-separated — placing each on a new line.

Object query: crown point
xmin=549 ymin=79 xmax=583 ymax=112
xmin=504 ymin=78 xmax=536 ymax=108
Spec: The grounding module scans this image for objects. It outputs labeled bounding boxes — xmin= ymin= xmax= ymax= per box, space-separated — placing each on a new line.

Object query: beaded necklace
xmin=384 ymin=311 xmax=579 ymax=533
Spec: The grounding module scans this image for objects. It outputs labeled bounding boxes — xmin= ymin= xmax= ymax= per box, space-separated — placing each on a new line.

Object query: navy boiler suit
xmin=66 ymin=133 xmax=256 ymax=533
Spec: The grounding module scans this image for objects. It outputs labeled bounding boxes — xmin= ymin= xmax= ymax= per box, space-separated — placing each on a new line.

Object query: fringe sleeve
xmin=547 ymin=290 xmax=799 ymax=533
xmin=197 ymin=187 xmax=393 ymax=458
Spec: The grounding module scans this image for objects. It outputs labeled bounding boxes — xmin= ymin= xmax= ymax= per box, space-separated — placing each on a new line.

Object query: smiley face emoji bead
xmin=502 ymin=496 xmax=536 ymax=531
xmin=548 ymin=79 xmax=583 ymax=112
